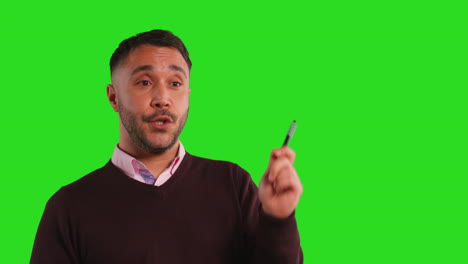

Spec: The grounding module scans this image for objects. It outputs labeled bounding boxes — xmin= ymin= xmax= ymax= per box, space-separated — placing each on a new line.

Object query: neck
xmin=118 ymin=141 xmax=180 ymax=178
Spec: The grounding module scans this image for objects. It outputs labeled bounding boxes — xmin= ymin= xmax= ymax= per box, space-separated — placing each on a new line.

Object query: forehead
xmin=118 ymin=44 xmax=189 ymax=74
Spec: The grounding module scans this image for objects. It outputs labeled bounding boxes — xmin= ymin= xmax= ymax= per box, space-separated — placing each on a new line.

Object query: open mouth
xmin=150 ymin=115 xmax=173 ymax=129
xmin=154 ymin=120 xmax=168 ymax=125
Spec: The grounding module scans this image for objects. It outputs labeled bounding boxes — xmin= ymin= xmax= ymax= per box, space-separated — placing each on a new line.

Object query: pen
xmin=282 ymin=120 xmax=297 ymax=146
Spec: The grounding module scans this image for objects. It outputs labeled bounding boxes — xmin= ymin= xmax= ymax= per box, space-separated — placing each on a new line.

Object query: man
xmin=31 ymin=30 xmax=303 ymax=264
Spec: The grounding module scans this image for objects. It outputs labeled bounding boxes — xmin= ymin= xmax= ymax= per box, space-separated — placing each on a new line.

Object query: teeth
xmin=155 ymin=121 xmax=164 ymax=125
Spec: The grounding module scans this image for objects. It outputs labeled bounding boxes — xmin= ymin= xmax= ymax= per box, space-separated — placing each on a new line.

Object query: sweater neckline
xmin=104 ymin=152 xmax=193 ymax=195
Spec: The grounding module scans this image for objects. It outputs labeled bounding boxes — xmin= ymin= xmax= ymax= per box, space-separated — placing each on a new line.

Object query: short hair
xmin=109 ymin=29 xmax=192 ymax=74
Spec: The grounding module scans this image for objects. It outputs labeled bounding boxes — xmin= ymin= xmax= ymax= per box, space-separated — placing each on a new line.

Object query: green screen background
xmin=0 ymin=1 xmax=466 ymax=263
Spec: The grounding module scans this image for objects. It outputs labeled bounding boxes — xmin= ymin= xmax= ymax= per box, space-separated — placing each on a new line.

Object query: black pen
xmin=282 ymin=120 xmax=297 ymax=146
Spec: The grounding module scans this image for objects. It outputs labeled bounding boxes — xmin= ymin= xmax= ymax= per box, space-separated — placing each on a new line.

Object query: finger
xmin=274 ymin=171 xmax=295 ymax=193
xmin=279 ymin=146 xmax=296 ymax=164
xmin=270 ymin=147 xmax=296 ymax=164
xmin=274 ymin=167 xmax=302 ymax=194
xmin=269 ymin=159 xmax=302 ymax=192
xmin=267 ymin=157 xmax=291 ymax=183
xmin=270 ymin=148 xmax=283 ymax=160
xmin=263 ymin=148 xmax=296 ymax=183
xmin=262 ymin=148 xmax=284 ymax=180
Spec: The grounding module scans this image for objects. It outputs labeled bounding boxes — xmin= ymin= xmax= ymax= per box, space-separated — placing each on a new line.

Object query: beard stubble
xmin=118 ymin=102 xmax=188 ymax=154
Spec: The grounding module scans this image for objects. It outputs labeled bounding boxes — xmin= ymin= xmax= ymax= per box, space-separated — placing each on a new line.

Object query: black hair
xmin=109 ymin=29 xmax=192 ymax=74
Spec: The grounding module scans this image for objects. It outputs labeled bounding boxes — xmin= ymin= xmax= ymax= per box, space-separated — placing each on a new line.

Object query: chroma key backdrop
xmin=0 ymin=1 xmax=466 ymax=263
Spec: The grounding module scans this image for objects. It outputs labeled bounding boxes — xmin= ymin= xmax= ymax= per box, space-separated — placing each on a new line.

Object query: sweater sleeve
xmin=30 ymin=187 xmax=80 ymax=264
xmin=236 ymin=166 xmax=303 ymax=264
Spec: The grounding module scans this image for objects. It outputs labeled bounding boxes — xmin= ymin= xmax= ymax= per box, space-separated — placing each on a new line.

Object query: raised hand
xmin=259 ymin=147 xmax=303 ymax=219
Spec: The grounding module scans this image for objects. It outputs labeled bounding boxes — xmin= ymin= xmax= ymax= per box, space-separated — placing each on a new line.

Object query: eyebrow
xmin=130 ymin=64 xmax=187 ymax=77
xmin=169 ymin=65 xmax=187 ymax=77
xmin=131 ymin=65 xmax=153 ymax=76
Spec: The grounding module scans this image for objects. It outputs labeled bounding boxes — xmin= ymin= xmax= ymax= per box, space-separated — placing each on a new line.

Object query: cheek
xmin=179 ymin=97 xmax=190 ymax=112
xmin=122 ymin=94 xmax=150 ymax=110
xmin=182 ymin=91 xmax=191 ymax=105
xmin=175 ymin=93 xmax=190 ymax=108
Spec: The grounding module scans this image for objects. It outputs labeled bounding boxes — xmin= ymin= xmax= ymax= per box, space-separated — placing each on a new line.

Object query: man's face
xmin=108 ymin=45 xmax=190 ymax=154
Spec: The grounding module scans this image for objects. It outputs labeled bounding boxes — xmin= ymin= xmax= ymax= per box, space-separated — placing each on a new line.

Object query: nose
xmin=151 ymin=85 xmax=170 ymax=109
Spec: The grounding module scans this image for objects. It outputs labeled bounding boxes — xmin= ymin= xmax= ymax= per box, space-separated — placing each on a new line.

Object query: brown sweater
xmin=31 ymin=153 xmax=302 ymax=264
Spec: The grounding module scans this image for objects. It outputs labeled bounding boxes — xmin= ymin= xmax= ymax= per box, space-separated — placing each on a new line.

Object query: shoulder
xmin=68 ymin=161 xmax=113 ymax=187
xmin=186 ymin=153 xmax=250 ymax=176
xmin=44 ymin=161 xmax=122 ymax=212
xmin=184 ymin=153 xmax=255 ymax=190
xmin=50 ymin=161 xmax=117 ymax=200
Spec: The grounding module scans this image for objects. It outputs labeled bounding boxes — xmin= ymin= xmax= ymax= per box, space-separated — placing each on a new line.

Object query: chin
xmin=144 ymin=137 xmax=178 ymax=154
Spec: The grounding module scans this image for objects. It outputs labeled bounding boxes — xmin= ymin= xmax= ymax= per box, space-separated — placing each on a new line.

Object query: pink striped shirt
xmin=111 ymin=143 xmax=186 ymax=186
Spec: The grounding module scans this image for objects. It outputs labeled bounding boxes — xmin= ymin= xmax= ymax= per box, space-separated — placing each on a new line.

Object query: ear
xmin=106 ymin=84 xmax=119 ymax=112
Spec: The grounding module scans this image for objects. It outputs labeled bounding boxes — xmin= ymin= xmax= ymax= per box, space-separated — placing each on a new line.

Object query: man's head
xmin=107 ymin=30 xmax=191 ymax=155
xmin=110 ymin=30 xmax=192 ymax=74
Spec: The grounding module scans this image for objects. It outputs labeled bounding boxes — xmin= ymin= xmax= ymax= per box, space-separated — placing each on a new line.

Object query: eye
xmin=171 ymin=81 xmax=182 ymax=87
xmin=137 ymin=80 xmax=151 ymax=86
